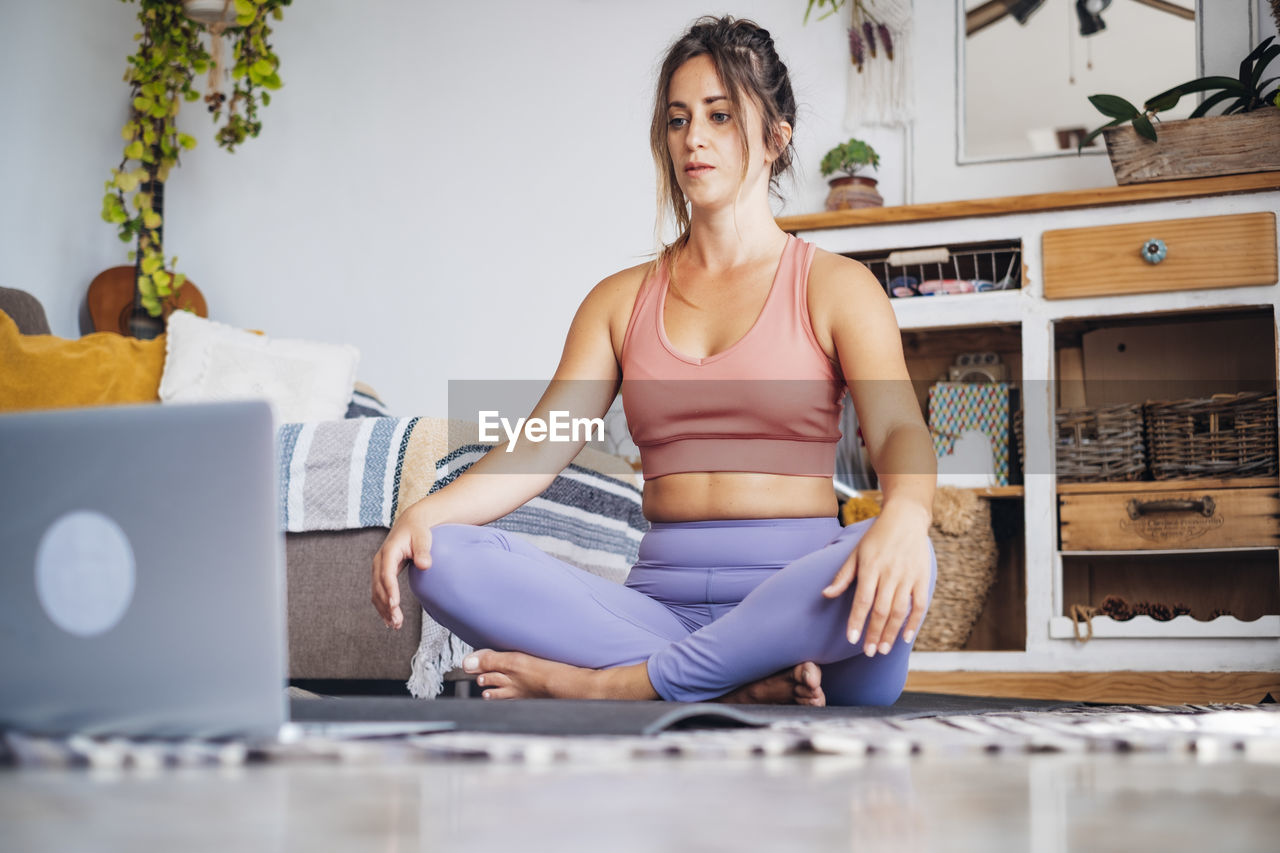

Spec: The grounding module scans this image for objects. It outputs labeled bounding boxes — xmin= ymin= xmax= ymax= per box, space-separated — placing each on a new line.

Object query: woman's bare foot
xmin=463 ymin=650 xmax=658 ymax=700
xmin=462 ymin=650 xmax=822 ymax=705
xmin=713 ymin=662 xmax=825 ymax=706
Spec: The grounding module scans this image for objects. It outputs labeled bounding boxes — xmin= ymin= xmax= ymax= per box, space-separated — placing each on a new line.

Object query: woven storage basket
xmin=913 ymin=487 xmax=999 ymax=651
xmin=1012 ymin=403 xmax=1145 ymax=481
xmin=1144 ymin=391 xmax=1278 ymax=480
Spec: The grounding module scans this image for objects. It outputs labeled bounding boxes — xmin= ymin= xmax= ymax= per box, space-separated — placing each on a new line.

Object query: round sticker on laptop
xmin=35 ymin=510 xmax=136 ymax=637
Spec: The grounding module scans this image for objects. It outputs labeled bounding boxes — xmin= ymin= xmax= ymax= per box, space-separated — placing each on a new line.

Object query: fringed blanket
xmin=277 ymin=417 xmax=648 ymax=698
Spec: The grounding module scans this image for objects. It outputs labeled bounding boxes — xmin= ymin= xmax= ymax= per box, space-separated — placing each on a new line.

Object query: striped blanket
xmin=276 ymin=417 xmax=648 ymax=698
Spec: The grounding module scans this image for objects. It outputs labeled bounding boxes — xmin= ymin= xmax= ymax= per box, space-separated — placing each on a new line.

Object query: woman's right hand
xmin=371 ymin=501 xmax=435 ymax=630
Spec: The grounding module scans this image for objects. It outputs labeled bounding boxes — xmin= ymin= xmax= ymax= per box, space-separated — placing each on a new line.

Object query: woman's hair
xmin=649 ymin=16 xmax=798 ymax=256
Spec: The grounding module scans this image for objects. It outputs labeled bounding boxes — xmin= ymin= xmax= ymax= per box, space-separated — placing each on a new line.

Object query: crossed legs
xmin=408 ymin=519 xmax=935 ymax=706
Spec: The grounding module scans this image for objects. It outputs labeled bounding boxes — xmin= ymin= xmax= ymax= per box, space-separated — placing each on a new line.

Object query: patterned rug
xmin=6 ymin=704 xmax=1278 ymax=768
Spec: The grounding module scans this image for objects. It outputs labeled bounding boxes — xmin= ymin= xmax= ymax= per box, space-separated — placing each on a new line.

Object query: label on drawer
xmin=1119 ymin=505 xmax=1224 ymax=545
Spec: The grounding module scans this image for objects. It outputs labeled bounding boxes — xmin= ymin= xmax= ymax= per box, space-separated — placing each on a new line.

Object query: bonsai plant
xmin=820 ymin=137 xmax=881 ymax=178
xmin=1075 ymin=35 xmax=1280 ymax=184
xmin=96 ymin=0 xmax=289 ymax=334
xmin=819 ymin=137 xmax=883 ymax=210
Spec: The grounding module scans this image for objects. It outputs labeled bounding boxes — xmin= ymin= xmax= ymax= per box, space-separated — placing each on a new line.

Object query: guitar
xmin=88 ymin=180 xmax=207 ymax=338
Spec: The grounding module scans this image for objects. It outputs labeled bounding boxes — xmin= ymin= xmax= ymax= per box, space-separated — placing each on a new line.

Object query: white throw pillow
xmin=159 ymin=311 xmax=360 ymax=423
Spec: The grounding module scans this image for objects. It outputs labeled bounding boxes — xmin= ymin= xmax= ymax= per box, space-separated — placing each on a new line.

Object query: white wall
xmin=0 ymin=0 xmax=849 ymax=415
xmin=1 ymin=1 xmax=1274 ymax=415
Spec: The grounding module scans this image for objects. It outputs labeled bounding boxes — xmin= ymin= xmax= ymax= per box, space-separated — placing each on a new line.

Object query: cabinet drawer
xmin=1059 ymin=485 xmax=1280 ymax=551
xmin=1042 ymin=212 xmax=1277 ymax=300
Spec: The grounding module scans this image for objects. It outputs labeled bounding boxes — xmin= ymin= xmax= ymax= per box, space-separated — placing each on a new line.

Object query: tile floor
xmin=3 ymin=751 xmax=1279 ymax=852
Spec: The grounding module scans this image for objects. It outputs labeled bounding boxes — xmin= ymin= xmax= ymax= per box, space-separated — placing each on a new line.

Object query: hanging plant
xmin=100 ymin=0 xmax=289 ymax=317
xmin=207 ymin=0 xmax=289 ymax=151
xmin=803 ymin=0 xmax=848 ymax=24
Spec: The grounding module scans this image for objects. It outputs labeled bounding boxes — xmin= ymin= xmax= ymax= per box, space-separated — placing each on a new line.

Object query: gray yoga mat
xmin=289 ymin=693 xmax=1078 ymax=736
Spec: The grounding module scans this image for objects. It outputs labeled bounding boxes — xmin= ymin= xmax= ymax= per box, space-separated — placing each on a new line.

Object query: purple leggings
xmin=409 ymin=516 xmax=936 ymax=706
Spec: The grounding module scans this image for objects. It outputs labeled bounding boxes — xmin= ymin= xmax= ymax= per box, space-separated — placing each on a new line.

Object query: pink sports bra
xmin=620 ymin=235 xmax=844 ymax=480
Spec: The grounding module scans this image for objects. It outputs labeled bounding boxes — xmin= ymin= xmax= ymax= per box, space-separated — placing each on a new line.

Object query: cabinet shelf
xmin=862 ymin=485 xmax=1024 ymax=500
xmin=1048 ymin=614 xmax=1280 ymax=639
xmin=775 ymin=172 xmax=1280 ymax=231
xmin=891 ymin=289 xmax=1024 ymax=330
xmin=1057 ymin=477 xmax=1279 ymax=495
xmin=1059 ymin=546 xmax=1277 ymax=557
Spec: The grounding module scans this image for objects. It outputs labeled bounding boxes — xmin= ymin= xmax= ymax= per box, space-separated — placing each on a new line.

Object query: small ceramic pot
xmin=182 ymin=0 xmax=238 ymax=25
xmin=824 ymin=176 xmax=883 ymax=211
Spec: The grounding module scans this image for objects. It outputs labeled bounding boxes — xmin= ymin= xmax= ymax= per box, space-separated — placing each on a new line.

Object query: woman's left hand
xmin=821 ymin=502 xmax=933 ymax=658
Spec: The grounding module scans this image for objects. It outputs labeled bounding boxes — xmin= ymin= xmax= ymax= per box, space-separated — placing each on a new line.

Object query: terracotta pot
xmin=824 ymin=175 xmax=883 ymax=211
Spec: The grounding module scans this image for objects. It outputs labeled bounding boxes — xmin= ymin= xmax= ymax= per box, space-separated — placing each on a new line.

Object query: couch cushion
xmin=0 ymin=310 xmax=166 ymax=411
xmin=160 ymin=311 xmax=359 ymax=423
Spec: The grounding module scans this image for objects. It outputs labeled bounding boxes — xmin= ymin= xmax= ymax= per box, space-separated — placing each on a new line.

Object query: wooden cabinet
xmin=779 ymin=173 xmax=1280 ymax=704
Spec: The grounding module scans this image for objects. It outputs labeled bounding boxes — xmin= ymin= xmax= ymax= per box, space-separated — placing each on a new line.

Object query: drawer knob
xmin=1140 ymin=238 xmax=1168 ymax=264
xmin=1126 ymin=496 xmax=1215 ymax=519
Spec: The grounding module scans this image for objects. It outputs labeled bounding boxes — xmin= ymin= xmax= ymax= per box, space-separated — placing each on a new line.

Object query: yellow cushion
xmin=0 ymin=310 xmax=167 ymax=411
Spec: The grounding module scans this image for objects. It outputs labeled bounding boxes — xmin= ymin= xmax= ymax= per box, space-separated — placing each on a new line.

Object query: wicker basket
xmin=914 ymin=487 xmax=999 ymax=651
xmin=1013 ymin=403 xmax=1146 ymax=482
xmin=1144 ymin=391 xmax=1278 ymax=480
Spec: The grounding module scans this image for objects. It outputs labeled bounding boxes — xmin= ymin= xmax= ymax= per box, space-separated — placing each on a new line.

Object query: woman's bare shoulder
xmin=805 ymin=247 xmax=910 ymax=381
xmin=580 ymin=260 xmax=652 ymax=337
xmin=590 ymin=260 xmax=652 ymax=306
xmin=805 ymin=247 xmax=894 ymax=342
xmin=564 ymin=260 xmax=654 ymax=363
xmin=808 ymin=248 xmax=888 ymax=306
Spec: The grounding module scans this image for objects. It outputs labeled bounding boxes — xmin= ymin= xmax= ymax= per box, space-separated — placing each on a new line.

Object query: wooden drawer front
xmin=1042 ymin=212 xmax=1277 ymax=300
xmin=1059 ymin=486 xmax=1280 ymax=551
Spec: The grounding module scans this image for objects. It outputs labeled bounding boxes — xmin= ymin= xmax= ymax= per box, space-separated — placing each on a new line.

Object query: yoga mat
xmin=289 ymin=692 xmax=1078 ymax=737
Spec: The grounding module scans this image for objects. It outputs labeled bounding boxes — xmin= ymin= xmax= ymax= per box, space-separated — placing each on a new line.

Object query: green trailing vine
xmin=214 ymin=0 xmax=289 ymax=151
xmin=101 ymin=0 xmax=289 ymax=316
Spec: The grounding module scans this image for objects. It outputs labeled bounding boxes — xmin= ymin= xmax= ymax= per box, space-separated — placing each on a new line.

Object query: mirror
xmin=960 ymin=0 xmax=1198 ymax=162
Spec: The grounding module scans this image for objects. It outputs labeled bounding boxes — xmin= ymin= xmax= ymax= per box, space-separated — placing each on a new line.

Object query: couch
xmin=0 ymin=287 xmax=646 ymax=695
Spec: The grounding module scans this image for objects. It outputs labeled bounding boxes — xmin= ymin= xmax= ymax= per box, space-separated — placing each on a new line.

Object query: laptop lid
xmin=0 ymin=401 xmax=288 ymax=739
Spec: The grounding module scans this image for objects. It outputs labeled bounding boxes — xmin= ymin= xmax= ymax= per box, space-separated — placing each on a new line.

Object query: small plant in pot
xmin=820 ymin=138 xmax=883 ymax=210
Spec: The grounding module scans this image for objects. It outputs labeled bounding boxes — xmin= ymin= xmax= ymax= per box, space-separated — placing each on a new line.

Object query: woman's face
xmin=665 ymin=55 xmax=780 ymax=211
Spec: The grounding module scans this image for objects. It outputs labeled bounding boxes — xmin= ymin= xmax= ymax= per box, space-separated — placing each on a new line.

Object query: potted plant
xmin=92 ymin=0 xmax=289 ymax=337
xmin=820 ymin=137 xmax=883 ymax=210
xmin=1077 ymin=35 xmax=1280 ymax=185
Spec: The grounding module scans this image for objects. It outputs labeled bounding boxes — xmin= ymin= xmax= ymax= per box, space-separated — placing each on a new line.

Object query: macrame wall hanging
xmin=181 ymin=0 xmax=235 ymax=113
xmin=843 ymin=0 xmax=915 ymax=129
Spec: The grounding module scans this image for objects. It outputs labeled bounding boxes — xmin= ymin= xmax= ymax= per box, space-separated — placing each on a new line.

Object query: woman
xmin=371 ymin=16 xmax=936 ymax=706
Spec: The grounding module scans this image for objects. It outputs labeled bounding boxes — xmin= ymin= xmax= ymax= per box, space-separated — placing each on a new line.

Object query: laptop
xmin=0 ymin=400 xmax=452 ymax=742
